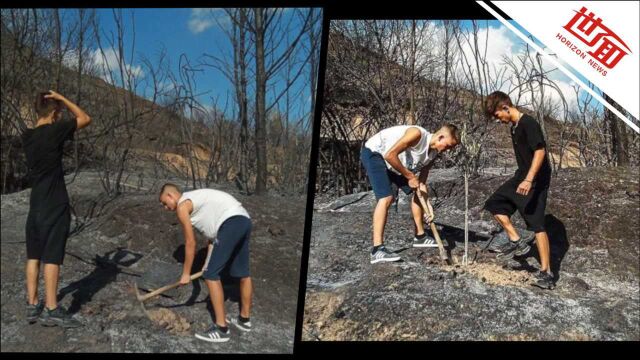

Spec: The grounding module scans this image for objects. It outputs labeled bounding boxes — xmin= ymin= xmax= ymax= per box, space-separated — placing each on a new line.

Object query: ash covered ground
xmin=1 ymin=172 xmax=304 ymax=353
xmin=303 ymin=167 xmax=639 ymax=341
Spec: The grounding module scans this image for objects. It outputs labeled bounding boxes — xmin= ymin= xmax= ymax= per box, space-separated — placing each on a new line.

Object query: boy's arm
xmin=176 ymin=200 xmax=196 ymax=285
xmin=45 ymin=90 xmax=91 ymax=129
xmin=384 ymin=127 xmax=422 ymax=189
xmin=517 ymin=149 xmax=545 ymax=195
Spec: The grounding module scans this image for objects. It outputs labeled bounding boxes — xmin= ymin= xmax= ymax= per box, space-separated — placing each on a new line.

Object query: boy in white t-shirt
xmin=159 ymin=184 xmax=253 ymax=343
xmin=360 ymin=124 xmax=459 ymax=264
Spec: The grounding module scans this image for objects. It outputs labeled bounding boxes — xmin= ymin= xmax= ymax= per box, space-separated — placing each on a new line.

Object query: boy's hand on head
xmin=44 ymin=90 xmax=65 ymax=101
xmin=517 ymin=180 xmax=532 ymax=196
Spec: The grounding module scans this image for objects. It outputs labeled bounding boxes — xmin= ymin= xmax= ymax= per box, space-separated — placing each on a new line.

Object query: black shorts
xmin=203 ymin=215 xmax=252 ymax=281
xmin=26 ymin=203 xmax=71 ymax=265
xmin=484 ymin=177 xmax=549 ymax=233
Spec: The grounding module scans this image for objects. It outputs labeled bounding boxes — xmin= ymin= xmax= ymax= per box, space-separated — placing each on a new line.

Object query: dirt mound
xmin=147 ymin=308 xmax=191 ymax=335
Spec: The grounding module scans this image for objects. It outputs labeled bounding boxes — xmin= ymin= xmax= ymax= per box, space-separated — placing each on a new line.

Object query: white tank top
xmin=364 ymin=125 xmax=437 ymax=175
xmin=177 ymin=189 xmax=250 ymax=240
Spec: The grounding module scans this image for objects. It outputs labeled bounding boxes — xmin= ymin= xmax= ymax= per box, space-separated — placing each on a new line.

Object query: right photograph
xmin=303 ymin=19 xmax=639 ymax=341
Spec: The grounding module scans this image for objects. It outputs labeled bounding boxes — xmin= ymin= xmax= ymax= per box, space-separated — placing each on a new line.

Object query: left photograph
xmin=0 ymin=8 xmax=322 ymax=353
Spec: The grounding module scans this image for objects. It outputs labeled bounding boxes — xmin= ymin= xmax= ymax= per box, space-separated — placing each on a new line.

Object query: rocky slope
xmin=303 ymin=167 xmax=639 ymax=341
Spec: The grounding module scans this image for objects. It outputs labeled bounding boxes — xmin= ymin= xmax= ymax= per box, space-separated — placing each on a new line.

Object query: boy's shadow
xmin=525 ymin=214 xmax=569 ymax=282
xmin=168 ymin=245 xmax=241 ymax=319
xmin=58 ymin=248 xmax=142 ymax=314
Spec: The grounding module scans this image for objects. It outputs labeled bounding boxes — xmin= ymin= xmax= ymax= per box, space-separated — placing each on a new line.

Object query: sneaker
xmin=39 ymin=306 xmax=82 ymax=328
xmin=514 ymin=231 xmax=536 ymax=256
xmin=26 ymin=302 xmax=44 ymax=324
xmin=195 ymin=325 xmax=231 ymax=343
xmin=494 ymin=238 xmax=527 ymax=260
xmin=227 ymin=316 xmax=252 ymax=332
xmin=412 ymin=233 xmax=438 ymax=248
xmin=532 ymin=271 xmax=555 ymax=290
xmin=487 ymin=230 xmax=511 ymax=251
xmin=370 ymin=246 xmax=401 ymax=264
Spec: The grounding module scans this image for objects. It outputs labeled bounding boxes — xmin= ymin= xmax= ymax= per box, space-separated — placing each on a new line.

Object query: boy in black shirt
xmin=483 ymin=91 xmax=554 ymax=290
xmin=22 ymin=90 xmax=91 ymax=326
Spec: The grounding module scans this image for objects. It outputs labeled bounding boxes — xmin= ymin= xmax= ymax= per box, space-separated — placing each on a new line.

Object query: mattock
xmin=133 ymin=271 xmax=204 ymax=319
xmin=416 ymin=189 xmax=450 ymax=265
xmin=133 ymin=243 xmax=212 ymax=316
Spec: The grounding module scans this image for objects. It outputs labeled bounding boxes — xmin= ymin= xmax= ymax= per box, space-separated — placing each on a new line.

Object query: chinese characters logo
xmin=563 ymin=6 xmax=632 ymax=69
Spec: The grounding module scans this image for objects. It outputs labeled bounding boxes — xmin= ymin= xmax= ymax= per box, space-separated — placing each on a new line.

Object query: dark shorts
xmin=360 ymin=147 xmax=412 ymax=200
xmin=484 ymin=177 xmax=549 ymax=233
xmin=26 ymin=203 xmax=71 ymax=265
xmin=203 ymin=215 xmax=252 ymax=281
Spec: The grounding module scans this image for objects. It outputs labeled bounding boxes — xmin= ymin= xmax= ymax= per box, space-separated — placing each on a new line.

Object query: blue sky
xmin=461 ymin=19 xmax=603 ymax=115
xmin=79 ymin=8 xmax=321 ymax=124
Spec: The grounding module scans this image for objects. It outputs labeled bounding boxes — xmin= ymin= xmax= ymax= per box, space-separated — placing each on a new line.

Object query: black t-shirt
xmin=510 ymin=114 xmax=551 ymax=186
xmin=22 ymin=119 xmax=77 ymax=211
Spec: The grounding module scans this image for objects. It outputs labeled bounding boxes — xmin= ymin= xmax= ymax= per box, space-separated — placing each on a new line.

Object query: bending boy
xmin=360 ymin=124 xmax=459 ymax=264
xmin=159 ymin=184 xmax=253 ymax=342
xmin=23 ymin=90 xmax=91 ymax=327
xmin=483 ymin=91 xmax=554 ymax=290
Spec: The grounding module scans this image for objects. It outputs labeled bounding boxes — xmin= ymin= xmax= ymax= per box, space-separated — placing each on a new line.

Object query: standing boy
xmin=159 ymin=184 xmax=253 ymax=342
xmin=360 ymin=124 xmax=459 ymax=264
xmin=23 ymin=90 xmax=91 ymax=327
xmin=483 ymin=91 xmax=554 ymax=289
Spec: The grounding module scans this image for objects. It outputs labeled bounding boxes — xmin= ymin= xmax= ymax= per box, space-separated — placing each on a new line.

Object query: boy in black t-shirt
xmin=22 ymin=90 xmax=91 ymax=327
xmin=483 ymin=91 xmax=554 ymax=290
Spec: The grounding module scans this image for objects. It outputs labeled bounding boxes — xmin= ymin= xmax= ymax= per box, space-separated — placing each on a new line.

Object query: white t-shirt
xmin=365 ymin=125 xmax=438 ymax=175
xmin=177 ymin=189 xmax=250 ymax=240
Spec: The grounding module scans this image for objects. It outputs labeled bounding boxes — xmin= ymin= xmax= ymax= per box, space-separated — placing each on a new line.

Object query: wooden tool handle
xmin=139 ymin=271 xmax=204 ymax=302
xmin=416 ymin=191 xmax=448 ymax=261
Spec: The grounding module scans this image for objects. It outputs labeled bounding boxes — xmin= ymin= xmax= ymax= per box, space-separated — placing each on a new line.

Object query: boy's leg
xmin=410 ymin=182 xmax=429 ymax=236
xmin=493 ymin=214 xmax=520 ymax=241
xmin=534 ymin=232 xmax=551 ymax=272
xmin=484 ymin=179 xmax=533 ymax=256
xmin=238 ymin=277 xmax=252 ymax=318
xmin=204 ymin=279 xmax=227 ymax=327
xmin=203 ymin=216 xmax=250 ymax=327
xmin=43 ymin=264 xmax=60 ymax=310
xmin=25 ymin=260 xmax=40 ymax=305
xmin=40 ymin=204 xmax=71 ymax=310
xmin=227 ymin=216 xmax=252 ymax=319
xmin=484 ymin=180 xmax=520 ymax=240
xmin=523 ymin=187 xmax=551 ymax=272
xmin=360 ymin=147 xmax=396 ymax=248
xmin=372 ymin=196 xmax=394 ymax=247
xmin=411 ymin=196 xmax=425 ymax=236
xmin=25 ymin=211 xmax=44 ymax=305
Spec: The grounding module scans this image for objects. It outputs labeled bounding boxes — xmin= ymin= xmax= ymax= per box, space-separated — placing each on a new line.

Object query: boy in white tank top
xmin=159 ymin=184 xmax=253 ymax=342
xmin=360 ymin=124 xmax=459 ymax=264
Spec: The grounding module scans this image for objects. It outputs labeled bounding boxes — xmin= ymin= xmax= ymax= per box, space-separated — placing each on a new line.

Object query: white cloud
xmin=450 ymin=23 xmax=579 ymax=118
xmin=90 ymin=47 xmax=145 ymax=84
xmin=188 ymin=8 xmax=229 ymax=34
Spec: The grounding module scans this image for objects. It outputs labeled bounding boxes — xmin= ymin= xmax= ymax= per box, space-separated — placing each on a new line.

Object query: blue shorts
xmin=360 ymin=147 xmax=412 ymax=200
xmin=203 ymin=215 xmax=252 ymax=280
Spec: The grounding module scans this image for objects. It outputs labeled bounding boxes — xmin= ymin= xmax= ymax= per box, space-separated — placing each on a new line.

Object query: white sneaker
xmin=227 ymin=316 xmax=252 ymax=332
xmin=195 ymin=325 xmax=231 ymax=343
xmin=412 ymin=234 xmax=438 ymax=248
xmin=370 ymin=246 xmax=401 ymax=264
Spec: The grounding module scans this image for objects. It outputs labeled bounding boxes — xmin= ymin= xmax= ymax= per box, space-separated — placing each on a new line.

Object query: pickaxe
xmin=133 ymin=243 xmax=212 ymax=312
xmin=415 ymin=189 xmax=450 ymax=264
xmin=134 ymin=271 xmax=204 ymax=303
